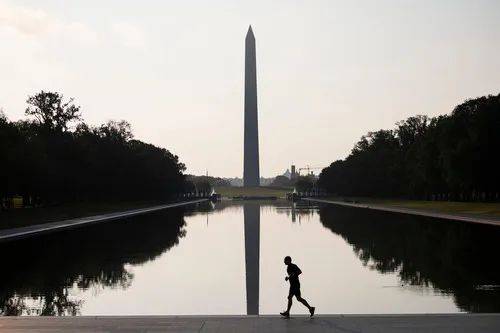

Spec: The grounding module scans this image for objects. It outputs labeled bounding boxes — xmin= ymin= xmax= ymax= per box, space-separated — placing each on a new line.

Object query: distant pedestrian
xmin=280 ymin=256 xmax=315 ymax=318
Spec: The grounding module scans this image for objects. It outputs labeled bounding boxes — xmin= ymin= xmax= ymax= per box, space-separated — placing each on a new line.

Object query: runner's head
xmin=284 ymin=256 xmax=292 ymax=265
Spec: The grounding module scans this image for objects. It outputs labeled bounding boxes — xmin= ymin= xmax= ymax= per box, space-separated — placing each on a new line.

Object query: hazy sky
xmin=1 ymin=0 xmax=500 ymax=177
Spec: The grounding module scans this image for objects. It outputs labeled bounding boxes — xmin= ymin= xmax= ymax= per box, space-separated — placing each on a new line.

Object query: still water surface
xmin=2 ymin=201 xmax=500 ymax=315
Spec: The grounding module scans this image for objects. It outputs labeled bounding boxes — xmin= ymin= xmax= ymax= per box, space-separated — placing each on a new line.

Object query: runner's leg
xmin=286 ymin=294 xmax=293 ymax=312
xmin=296 ymin=296 xmax=311 ymax=310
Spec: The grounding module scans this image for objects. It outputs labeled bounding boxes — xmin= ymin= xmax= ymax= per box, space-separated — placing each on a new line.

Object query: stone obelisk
xmin=243 ymin=25 xmax=260 ymax=187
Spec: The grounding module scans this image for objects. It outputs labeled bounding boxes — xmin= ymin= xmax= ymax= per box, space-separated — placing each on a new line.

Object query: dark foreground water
xmin=1 ymin=201 xmax=500 ymax=316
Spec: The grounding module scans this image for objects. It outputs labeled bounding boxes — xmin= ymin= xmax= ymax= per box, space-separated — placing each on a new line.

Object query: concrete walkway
xmin=0 ymin=199 xmax=208 ymax=243
xmin=1 ymin=314 xmax=500 ymax=332
xmin=304 ymin=198 xmax=500 ymax=227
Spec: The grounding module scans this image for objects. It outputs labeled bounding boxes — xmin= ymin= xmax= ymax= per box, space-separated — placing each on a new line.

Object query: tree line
xmin=185 ymin=175 xmax=231 ymax=194
xmin=319 ymin=93 xmax=500 ymax=201
xmin=271 ymin=175 xmax=317 ymax=193
xmin=0 ymin=91 xmax=187 ymax=207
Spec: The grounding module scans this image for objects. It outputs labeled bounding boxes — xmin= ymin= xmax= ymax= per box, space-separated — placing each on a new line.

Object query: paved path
xmin=0 ymin=199 xmax=208 ymax=243
xmin=304 ymin=198 xmax=500 ymax=227
xmin=1 ymin=314 xmax=500 ymax=332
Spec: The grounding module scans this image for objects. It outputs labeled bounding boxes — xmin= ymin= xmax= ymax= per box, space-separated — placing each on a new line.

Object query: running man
xmin=280 ymin=256 xmax=315 ymax=318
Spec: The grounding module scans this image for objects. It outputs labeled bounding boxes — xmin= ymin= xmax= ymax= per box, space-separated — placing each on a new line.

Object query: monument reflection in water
xmin=244 ymin=203 xmax=260 ymax=315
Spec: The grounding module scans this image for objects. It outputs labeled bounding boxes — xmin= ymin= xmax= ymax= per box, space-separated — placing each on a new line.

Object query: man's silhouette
xmin=280 ymin=256 xmax=315 ymax=318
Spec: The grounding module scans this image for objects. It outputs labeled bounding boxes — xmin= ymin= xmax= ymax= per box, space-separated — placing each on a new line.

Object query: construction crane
xmin=297 ymin=165 xmax=324 ymax=176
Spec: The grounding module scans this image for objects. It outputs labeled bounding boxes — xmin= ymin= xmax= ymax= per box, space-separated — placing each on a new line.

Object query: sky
xmin=1 ymin=0 xmax=500 ymax=177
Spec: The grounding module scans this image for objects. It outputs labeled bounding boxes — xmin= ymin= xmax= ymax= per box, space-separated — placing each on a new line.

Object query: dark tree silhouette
xmin=270 ymin=175 xmax=292 ymax=187
xmin=0 ymin=91 xmax=187 ymax=206
xmin=319 ymin=94 xmax=500 ymax=201
xmin=25 ymin=91 xmax=81 ymax=132
xmin=187 ymin=175 xmax=230 ymax=191
xmin=294 ymin=176 xmax=315 ymax=192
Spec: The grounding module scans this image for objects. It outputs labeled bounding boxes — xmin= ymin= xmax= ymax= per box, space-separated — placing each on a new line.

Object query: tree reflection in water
xmin=319 ymin=205 xmax=500 ymax=312
xmin=0 ymin=207 xmax=188 ymax=316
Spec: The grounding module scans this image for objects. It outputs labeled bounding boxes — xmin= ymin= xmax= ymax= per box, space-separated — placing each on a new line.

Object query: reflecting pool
xmin=2 ymin=200 xmax=500 ymax=315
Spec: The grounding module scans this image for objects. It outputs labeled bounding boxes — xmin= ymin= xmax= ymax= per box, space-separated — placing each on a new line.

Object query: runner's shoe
xmin=280 ymin=311 xmax=290 ymax=318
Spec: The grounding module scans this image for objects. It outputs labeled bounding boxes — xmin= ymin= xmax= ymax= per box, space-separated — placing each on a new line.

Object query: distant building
xmin=291 ymin=165 xmax=298 ymax=179
xmin=279 ymin=165 xmax=299 ymax=180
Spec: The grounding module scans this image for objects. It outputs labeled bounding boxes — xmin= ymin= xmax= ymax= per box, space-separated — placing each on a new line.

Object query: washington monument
xmin=243 ymin=25 xmax=260 ymax=187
